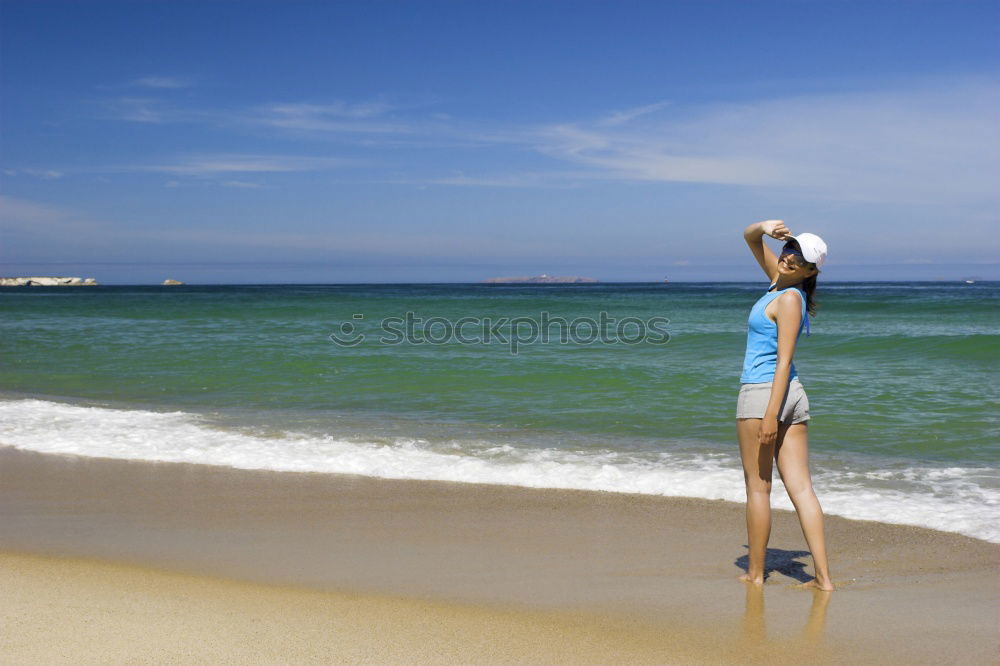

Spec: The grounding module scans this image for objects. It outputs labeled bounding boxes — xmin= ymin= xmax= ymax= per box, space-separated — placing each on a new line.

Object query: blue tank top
xmin=740 ymin=280 xmax=810 ymax=384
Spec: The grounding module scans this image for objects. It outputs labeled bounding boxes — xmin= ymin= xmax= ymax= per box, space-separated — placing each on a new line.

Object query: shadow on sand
xmin=734 ymin=546 xmax=814 ymax=583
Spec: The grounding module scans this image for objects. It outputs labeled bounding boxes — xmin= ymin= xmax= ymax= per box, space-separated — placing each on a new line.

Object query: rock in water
xmin=483 ymin=275 xmax=598 ymax=284
xmin=0 ymin=276 xmax=98 ymax=286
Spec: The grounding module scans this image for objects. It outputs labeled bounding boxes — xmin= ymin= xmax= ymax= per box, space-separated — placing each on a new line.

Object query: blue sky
xmin=1 ymin=0 xmax=998 ymax=283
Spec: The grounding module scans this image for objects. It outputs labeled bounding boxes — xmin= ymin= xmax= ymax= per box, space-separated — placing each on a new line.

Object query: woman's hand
xmin=758 ymin=415 xmax=779 ymax=448
xmin=760 ymin=220 xmax=792 ymax=241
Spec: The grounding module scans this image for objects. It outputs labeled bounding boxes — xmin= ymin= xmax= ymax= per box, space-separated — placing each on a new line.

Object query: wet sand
xmin=1 ymin=446 xmax=998 ymax=664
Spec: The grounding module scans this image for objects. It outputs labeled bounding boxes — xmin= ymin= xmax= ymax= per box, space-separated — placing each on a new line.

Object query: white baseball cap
xmin=786 ymin=233 xmax=828 ymax=269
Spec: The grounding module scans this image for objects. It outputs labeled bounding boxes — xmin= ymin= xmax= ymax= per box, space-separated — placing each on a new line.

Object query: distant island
xmin=483 ymin=274 xmax=599 ymax=284
xmin=0 ymin=276 xmax=98 ymax=287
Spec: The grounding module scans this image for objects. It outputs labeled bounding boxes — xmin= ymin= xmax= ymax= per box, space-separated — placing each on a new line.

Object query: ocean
xmin=1 ymin=282 xmax=997 ymax=542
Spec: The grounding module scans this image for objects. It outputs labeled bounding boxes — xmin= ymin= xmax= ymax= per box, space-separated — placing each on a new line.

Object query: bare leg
xmin=775 ymin=422 xmax=834 ymax=591
xmin=737 ymin=417 xmax=773 ymax=584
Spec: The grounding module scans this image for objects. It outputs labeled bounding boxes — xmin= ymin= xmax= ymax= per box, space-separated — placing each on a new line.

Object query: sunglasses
xmin=779 ymin=250 xmax=814 ymax=270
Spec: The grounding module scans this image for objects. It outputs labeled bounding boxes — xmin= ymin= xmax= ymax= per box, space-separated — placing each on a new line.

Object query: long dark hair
xmin=784 ymin=239 xmax=818 ymax=317
xmin=799 ymin=272 xmax=818 ymax=317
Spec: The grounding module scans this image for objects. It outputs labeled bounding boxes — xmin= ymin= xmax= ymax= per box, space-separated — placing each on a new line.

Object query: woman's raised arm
xmin=744 ymin=220 xmax=792 ymax=282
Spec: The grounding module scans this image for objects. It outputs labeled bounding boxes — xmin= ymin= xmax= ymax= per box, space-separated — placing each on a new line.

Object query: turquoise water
xmin=2 ymin=282 xmax=998 ymax=540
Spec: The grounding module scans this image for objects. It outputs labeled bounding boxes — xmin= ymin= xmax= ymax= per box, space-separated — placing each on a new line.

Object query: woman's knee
xmin=783 ymin=479 xmax=815 ymax=499
xmin=744 ymin=474 xmax=772 ymax=495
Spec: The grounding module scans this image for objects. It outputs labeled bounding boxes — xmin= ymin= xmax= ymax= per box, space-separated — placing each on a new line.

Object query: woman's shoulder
xmin=773 ymin=286 xmax=805 ymax=305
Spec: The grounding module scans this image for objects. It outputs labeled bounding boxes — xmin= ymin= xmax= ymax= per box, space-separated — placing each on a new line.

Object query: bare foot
xmin=794 ymin=578 xmax=834 ymax=591
xmin=738 ymin=573 xmax=764 ymax=585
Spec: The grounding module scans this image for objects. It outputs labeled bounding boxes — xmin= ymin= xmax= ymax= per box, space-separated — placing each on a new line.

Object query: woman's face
xmin=778 ymin=251 xmax=818 ymax=279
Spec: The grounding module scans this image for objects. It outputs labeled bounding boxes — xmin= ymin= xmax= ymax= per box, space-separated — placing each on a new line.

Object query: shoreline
xmin=2 ymin=446 xmax=998 ymax=662
xmin=3 ymin=395 xmax=996 ymax=544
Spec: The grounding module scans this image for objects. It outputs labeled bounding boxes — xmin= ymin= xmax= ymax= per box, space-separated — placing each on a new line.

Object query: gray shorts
xmin=736 ymin=377 xmax=810 ymax=424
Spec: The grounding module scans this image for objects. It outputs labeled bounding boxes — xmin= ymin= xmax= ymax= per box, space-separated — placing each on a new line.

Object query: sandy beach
xmin=2 ymin=445 xmax=998 ymax=664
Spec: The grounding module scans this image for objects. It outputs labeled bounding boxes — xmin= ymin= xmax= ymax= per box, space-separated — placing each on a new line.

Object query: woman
xmin=736 ymin=219 xmax=834 ymax=591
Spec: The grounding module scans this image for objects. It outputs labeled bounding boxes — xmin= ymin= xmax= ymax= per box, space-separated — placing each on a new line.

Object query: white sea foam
xmin=1 ymin=398 xmax=997 ymax=543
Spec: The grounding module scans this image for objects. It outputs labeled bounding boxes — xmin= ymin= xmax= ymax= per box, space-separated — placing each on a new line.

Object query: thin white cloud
xmin=419 ymin=173 xmax=583 ymax=189
xmin=599 ymin=101 xmax=672 ymax=127
xmin=106 ymin=154 xmax=353 ymax=177
xmin=221 ymin=180 xmax=264 ymax=189
xmin=103 ymin=94 xmax=413 ymax=138
xmin=132 ymin=76 xmax=192 ymax=89
xmin=100 ymin=95 xmax=216 ymax=125
xmin=528 ymin=78 xmax=1000 ymax=203
xmin=265 ymin=101 xmax=392 ymax=120
xmin=6 ymin=154 xmax=356 ymax=181
xmin=75 ymin=76 xmax=1000 ymax=205
xmin=103 ymin=97 xmax=173 ymax=123
xmin=2 ymin=168 xmax=63 ymax=179
xmin=251 ymin=101 xmax=409 ymax=134
xmin=28 ymin=168 xmax=63 ymax=180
